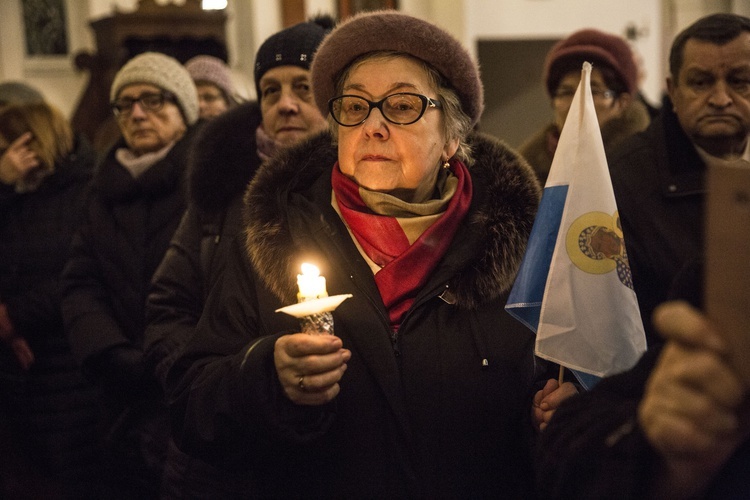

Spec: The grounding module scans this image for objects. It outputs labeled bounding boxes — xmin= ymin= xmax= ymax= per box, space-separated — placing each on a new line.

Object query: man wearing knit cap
xmin=519 ymin=28 xmax=651 ymax=184
xmin=252 ymin=14 xmax=333 ymax=157
xmin=185 ymin=55 xmax=238 ymax=120
xmin=61 ymin=51 xmax=200 ymax=498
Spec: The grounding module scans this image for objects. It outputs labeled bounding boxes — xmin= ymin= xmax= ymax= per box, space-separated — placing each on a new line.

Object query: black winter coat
xmin=168 ymin=132 xmax=547 ymax=498
xmin=60 ymin=126 xmax=199 ymax=496
xmin=62 ymin=128 xmax=199 ymax=368
xmin=146 ymin=102 xmax=263 ymax=390
xmin=145 ymin=103 xmax=263 ymax=498
xmin=537 ymin=263 xmax=750 ymax=499
xmin=0 ymin=136 xmax=101 ymax=495
xmin=607 ymin=95 xmax=705 ymax=344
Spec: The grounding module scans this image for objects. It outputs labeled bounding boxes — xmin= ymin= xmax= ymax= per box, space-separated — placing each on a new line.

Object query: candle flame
xmin=301 ymin=263 xmax=320 ymax=277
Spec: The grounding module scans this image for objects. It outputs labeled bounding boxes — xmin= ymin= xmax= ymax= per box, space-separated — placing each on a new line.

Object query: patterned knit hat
xmin=111 ymin=52 xmax=199 ymax=125
xmin=543 ymin=29 xmax=638 ymax=97
xmin=311 ymin=10 xmax=484 ymax=127
xmin=253 ymin=14 xmax=336 ymax=97
xmin=185 ymin=55 xmax=236 ymax=102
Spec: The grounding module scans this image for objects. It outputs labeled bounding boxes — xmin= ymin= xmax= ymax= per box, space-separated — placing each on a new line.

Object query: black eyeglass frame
xmin=328 ymin=92 xmax=443 ymax=127
xmin=110 ymin=91 xmax=177 ymax=117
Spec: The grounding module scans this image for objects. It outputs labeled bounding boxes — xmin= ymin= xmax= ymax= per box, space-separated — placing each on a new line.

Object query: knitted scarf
xmin=331 ymin=159 xmax=472 ymax=330
xmin=115 ymin=141 xmax=174 ymax=178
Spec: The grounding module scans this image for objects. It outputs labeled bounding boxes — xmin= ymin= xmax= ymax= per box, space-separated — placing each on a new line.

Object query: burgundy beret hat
xmin=311 ymin=10 xmax=484 ymax=127
xmin=543 ymin=28 xmax=638 ymax=96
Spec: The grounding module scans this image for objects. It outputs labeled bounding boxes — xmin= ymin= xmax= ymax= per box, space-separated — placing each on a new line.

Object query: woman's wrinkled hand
xmin=532 ymin=378 xmax=579 ymax=432
xmin=275 ymin=333 xmax=351 ymax=405
xmin=0 ymin=132 xmax=39 ymax=186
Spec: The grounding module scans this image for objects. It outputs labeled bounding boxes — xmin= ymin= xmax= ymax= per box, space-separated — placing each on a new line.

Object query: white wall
xmin=463 ymin=0 xmax=664 ymax=103
xmin=0 ymin=0 xmax=95 ymax=117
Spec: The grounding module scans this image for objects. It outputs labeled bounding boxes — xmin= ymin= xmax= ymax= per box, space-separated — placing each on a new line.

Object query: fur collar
xmin=243 ymin=131 xmax=541 ymax=309
xmin=188 ymin=102 xmax=263 ymax=213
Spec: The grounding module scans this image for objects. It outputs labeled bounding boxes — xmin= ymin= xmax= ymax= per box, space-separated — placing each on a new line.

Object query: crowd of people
xmin=0 ymin=8 xmax=748 ymax=500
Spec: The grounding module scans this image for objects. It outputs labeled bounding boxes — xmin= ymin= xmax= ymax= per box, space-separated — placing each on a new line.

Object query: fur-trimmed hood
xmin=243 ymin=131 xmax=541 ymax=309
xmin=188 ymin=101 xmax=263 ymax=213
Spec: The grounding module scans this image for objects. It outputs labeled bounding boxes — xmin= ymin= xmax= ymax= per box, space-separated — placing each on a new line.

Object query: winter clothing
xmin=519 ymin=98 xmax=650 ymax=185
xmin=311 ymin=10 xmax=485 ymax=126
xmin=606 ymin=95 xmax=706 ymax=344
xmin=61 ymin=124 xmax=199 ymax=497
xmin=0 ymin=136 xmax=101 ymax=497
xmin=185 ymin=55 xmax=235 ymax=101
xmin=538 ymin=263 xmax=750 ymax=499
xmin=145 ymin=101 xmax=263 ymax=497
xmin=168 ymin=130 xmax=546 ymax=498
xmin=111 ymin=52 xmax=199 ymax=126
xmin=543 ymin=28 xmax=639 ymax=97
xmin=253 ymin=15 xmax=335 ymax=98
xmin=146 ymin=101 xmax=262 ymax=392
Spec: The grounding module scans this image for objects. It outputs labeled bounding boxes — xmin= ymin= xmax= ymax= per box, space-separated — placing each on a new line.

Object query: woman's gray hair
xmin=329 ymin=51 xmax=474 ymax=165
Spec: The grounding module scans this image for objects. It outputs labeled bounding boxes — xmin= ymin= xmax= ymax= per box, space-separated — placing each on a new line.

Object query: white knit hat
xmin=111 ymin=52 xmax=199 ymax=125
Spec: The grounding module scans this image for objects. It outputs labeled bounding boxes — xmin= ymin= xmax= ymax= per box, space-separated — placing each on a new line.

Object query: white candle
xmin=297 ymin=263 xmax=328 ymax=302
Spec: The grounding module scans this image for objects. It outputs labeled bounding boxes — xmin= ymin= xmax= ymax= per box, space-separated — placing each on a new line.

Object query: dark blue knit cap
xmin=254 ymin=15 xmax=335 ymax=97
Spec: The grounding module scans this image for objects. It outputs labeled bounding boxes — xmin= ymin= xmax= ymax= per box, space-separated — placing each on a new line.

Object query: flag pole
xmin=558 ymin=364 xmax=565 ymax=385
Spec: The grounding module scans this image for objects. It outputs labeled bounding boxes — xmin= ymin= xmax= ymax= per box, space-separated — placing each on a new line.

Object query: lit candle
xmin=297 ymin=263 xmax=328 ymax=302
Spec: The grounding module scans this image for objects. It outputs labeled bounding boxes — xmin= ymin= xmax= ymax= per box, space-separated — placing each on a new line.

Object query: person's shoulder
xmin=202 ymin=102 xmax=262 ymax=139
xmin=469 ymin=131 xmax=540 ymax=186
xmin=606 ymin=120 xmax=658 ymax=171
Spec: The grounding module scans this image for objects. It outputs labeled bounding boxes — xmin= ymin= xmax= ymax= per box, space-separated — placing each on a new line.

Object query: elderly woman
xmin=185 ymin=55 xmax=238 ymax=120
xmin=168 ymin=11 xmax=574 ymax=498
xmin=61 ymin=51 xmax=199 ymax=498
xmin=0 ymin=101 xmax=100 ymax=498
xmin=519 ymin=29 xmax=651 ymax=185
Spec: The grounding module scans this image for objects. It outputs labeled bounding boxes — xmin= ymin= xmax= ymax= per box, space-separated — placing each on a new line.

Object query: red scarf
xmin=331 ymin=160 xmax=472 ymax=330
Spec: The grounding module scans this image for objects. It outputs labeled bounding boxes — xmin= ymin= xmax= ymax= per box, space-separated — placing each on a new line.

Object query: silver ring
xmin=298 ymin=375 xmax=305 ymax=391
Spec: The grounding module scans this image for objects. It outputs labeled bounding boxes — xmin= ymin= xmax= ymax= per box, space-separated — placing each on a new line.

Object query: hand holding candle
xmin=276 ymin=263 xmax=351 ymax=335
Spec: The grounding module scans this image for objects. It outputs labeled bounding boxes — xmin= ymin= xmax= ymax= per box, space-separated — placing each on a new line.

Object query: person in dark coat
xmin=145 ymin=16 xmax=333 ymax=498
xmin=605 ymin=13 xmax=750 ymax=344
xmin=0 ymin=101 xmax=101 ymax=498
xmin=60 ymin=51 xmax=200 ymax=498
xmin=536 ymin=13 xmax=750 ymax=499
xmin=538 ymin=261 xmax=750 ymax=499
xmin=519 ymin=28 xmax=651 ymax=185
xmin=167 ymin=11 xmax=576 ymax=498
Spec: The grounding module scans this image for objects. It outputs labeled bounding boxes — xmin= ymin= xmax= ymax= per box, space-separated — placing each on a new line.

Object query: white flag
xmin=506 ymin=62 xmax=646 ymax=388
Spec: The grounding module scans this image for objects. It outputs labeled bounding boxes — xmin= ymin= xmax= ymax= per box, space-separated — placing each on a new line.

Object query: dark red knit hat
xmin=543 ymin=28 xmax=638 ymax=97
xmin=311 ymin=10 xmax=484 ymax=127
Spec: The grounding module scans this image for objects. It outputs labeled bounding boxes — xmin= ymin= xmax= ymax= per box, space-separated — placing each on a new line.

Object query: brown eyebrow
xmin=343 ymin=82 xmax=419 ymax=96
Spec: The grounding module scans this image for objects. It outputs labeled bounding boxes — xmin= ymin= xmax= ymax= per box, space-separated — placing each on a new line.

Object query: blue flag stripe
xmin=505 ymin=185 xmax=568 ymax=332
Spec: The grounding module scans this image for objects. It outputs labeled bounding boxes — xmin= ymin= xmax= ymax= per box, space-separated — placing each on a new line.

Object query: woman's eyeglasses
xmin=111 ymin=91 xmax=176 ymax=117
xmin=328 ymin=92 xmax=442 ymax=127
xmin=552 ymin=88 xmax=616 ymax=103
